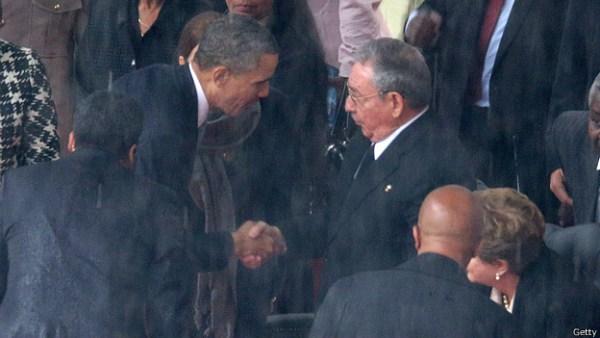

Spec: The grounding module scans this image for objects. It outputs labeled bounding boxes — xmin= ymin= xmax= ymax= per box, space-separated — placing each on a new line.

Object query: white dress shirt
xmin=374 ymin=108 xmax=427 ymax=160
xmin=474 ymin=0 xmax=516 ymax=108
xmin=189 ymin=64 xmax=209 ymax=127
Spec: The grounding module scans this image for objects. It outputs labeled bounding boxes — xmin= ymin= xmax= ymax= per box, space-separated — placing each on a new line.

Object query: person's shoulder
xmin=553 ymin=110 xmax=588 ymax=131
xmin=115 ymin=64 xmax=181 ymax=87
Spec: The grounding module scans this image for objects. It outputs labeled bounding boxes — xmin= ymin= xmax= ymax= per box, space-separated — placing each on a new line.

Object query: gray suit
xmin=547 ymin=110 xmax=598 ymax=224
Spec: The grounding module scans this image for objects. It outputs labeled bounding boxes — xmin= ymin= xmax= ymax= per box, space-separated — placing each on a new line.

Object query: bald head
xmin=414 ymin=185 xmax=482 ymax=267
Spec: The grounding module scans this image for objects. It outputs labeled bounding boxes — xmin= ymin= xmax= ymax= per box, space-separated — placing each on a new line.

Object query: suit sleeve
xmin=142 ymin=188 xmax=196 ymax=338
xmin=20 ymin=49 xmax=60 ymax=167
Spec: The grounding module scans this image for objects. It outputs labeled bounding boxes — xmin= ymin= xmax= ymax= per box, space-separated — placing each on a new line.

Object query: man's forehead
xmin=348 ymin=62 xmax=375 ymax=91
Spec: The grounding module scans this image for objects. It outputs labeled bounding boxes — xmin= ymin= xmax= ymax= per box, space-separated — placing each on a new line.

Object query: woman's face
xmin=466 ymin=256 xmax=500 ymax=287
xmin=226 ymin=0 xmax=273 ymax=21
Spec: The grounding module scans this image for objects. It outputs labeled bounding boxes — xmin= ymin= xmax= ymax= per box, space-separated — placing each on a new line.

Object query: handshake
xmin=232 ymin=220 xmax=287 ymax=269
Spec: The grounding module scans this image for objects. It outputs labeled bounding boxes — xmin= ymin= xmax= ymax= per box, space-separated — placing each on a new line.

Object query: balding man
xmin=309 ymin=185 xmax=514 ymax=338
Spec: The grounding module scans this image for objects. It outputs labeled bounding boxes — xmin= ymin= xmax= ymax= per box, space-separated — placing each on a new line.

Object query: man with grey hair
xmin=548 ymin=72 xmax=600 ymax=225
xmin=285 ymin=38 xmax=474 ymax=299
xmin=112 ymin=14 xmax=285 ymax=336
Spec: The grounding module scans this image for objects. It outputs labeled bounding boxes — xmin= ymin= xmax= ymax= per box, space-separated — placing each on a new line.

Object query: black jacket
xmin=0 ymin=148 xmax=193 ymax=337
xmin=287 ymin=112 xmax=475 ymax=297
xmin=310 ymin=253 xmax=515 ymax=338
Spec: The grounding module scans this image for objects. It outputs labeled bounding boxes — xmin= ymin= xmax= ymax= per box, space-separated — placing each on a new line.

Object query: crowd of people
xmin=0 ymin=0 xmax=599 ymax=337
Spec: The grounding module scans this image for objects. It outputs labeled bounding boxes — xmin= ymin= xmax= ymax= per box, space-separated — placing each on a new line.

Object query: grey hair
xmin=588 ymin=72 xmax=600 ymax=105
xmin=354 ymin=38 xmax=431 ymax=109
xmin=195 ymin=14 xmax=279 ymax=73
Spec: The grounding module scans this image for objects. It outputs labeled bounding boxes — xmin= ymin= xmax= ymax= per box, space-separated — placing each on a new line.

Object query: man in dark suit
xmin=547 ymin=73 xmax=600 ymax=225
xmin=310 ymin=185 xmax=514 ymax=338
xmin=406 ymin=0 xmax=567 ymax=213
xmin=285 ymin=38 xmax=474 ymax=298
xmin=0 ymin=91 xmax=279 ymax=337
xmin=0 ymin=91 xmax=191 ymax=337
xmin=113 ymin=14 xmax=286 ymax=337
xmin=113 ymin=14 xmax=281 ymax=254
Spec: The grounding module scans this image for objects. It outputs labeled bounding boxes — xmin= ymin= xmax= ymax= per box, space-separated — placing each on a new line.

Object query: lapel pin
xmin=384 ymin=184 xmax=393 ymax=193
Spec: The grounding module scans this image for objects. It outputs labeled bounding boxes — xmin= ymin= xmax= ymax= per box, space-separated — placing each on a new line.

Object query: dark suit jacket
xmin=546 ymin=110 xmax=598 ymax=224
xmin=421 ymin=0 xmax=566 ymax=207
xmin=289 ymin=112 xmax=475 ymax=296
xmin=74 ymin=0 xmax=209 ymax=97
xmin=310 ymin=253 xmax=514 ymax=338
xmin=512 ymin=246 xmax=600 ymax=338
xmin=550 ymin=0 xmax=600 ymax=117
xmin=113 ymin=64 xmax=233 ymax=269
xmin=0 ymin=148 xmax=194 ymax=337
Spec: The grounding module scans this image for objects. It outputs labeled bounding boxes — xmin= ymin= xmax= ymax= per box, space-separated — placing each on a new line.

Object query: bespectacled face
xmin=217 ymin=53 xmax=278 ymax=117
xmin=226 ymin=0 xmax=273 ymax=21
xmin=345 ymin=62 xmax=398 ymax=142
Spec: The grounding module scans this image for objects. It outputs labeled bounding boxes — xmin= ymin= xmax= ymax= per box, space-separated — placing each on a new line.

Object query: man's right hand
xmin=232 ymin=220 xmax=287 ymax=269
xmin=550 ymin=168 xmax=573 ymax=206
xmin=405 ymin=8 xmax=443 ymax=49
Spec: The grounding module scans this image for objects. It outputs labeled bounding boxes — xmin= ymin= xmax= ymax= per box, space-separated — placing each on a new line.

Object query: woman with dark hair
xmin=467 ymin=188 xmax=600 ymax=338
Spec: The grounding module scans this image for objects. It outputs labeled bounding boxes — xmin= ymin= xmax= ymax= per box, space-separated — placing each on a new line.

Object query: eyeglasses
xmin=347 ymin=87 xmax=384 ymax=107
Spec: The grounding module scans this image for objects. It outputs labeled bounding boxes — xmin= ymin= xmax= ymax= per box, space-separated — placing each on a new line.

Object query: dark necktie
xmin=353 ymin=143 xmax=375 ymax=180
xmin=467 ymin=0 xmax=506 ymax=103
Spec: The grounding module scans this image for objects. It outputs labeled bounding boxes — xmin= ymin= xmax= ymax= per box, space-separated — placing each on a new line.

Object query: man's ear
xmin=412 ymin=225 xmax=421 ymax=251
xmin=67 ymin=131 xmax=76 ymax=153
xmin=389 ymin=91 xmax=405 ymax=119
xmin=212 ymin=66 xmax=230 ymax=87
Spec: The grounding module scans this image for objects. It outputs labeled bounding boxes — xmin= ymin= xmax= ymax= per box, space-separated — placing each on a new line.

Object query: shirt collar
xmin=188 ymin=63 xmax=209 ymax=127
xmin=374 ymin=107 xmax=427 ymax=160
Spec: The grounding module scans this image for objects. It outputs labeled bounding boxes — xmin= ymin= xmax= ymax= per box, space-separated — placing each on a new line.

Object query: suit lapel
xmin=329 ymin=113 xmax=429 ymax=241
xmin=494 ymin=0 xmax=535 ymax=67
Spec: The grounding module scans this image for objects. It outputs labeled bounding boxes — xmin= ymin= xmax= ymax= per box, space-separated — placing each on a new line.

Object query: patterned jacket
xmin=0 ymin=39 xmax=59 ymax=174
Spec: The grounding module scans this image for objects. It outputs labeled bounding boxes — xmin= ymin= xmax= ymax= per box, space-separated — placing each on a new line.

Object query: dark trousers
xmin=460 ymin=105 xmax=549 ymax=214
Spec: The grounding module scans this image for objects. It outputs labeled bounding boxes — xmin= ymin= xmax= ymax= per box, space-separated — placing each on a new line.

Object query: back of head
xmin=354 ymin=38 xmax=431 ymax=110
xmin=195 ymin=14 xmax=279 ymax=74
xmin=74 ymin=91 xmax=143 ymax=157
xmin=175 ymin=11 xmax=223 ymax=61
xmin=416 ymin=185 xmax=482 ymax=266
xmin=474 ymin=188 xmax=545 ymax=274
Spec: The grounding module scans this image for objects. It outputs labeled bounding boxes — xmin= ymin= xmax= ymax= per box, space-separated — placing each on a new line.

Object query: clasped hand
xmin=232 ymin=220 xmax=287 ymax=269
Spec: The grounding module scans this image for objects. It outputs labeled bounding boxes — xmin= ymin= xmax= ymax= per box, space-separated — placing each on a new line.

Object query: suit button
xmin=130 ymin=59 xmax=136 ymax=67
xmin=0 ymin=19 xmax=4 ymax=27
xmin=54 ymin=3 xmax=61 ymax=10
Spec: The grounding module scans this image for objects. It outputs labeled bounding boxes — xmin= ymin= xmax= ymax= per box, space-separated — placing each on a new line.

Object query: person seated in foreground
xmin=468 ymin=188 xmax=600 ymax=337
xmin=309 ymin=185 xmax=514 ymax=338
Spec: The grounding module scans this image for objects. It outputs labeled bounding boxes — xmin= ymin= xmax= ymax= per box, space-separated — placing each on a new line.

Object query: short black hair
xmin=195 ymin=14 xmax=279 ymax=73
xmin=74 ymin=91 xmax=143 ymax=157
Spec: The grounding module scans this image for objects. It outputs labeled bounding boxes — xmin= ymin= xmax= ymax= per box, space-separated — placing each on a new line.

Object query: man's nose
xmin=345 ymin=95 xmax=355 ymax=113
